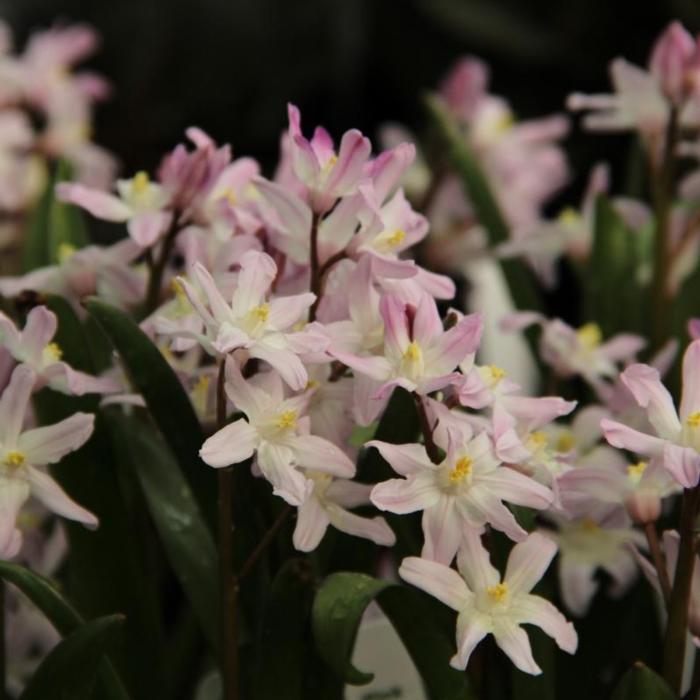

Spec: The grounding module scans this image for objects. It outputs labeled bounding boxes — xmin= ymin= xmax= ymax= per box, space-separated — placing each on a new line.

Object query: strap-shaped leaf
xmin=85 ymin=297 xmax=216 ymax=528
xmin=586 ymin=196 xmax=652 ymax=338
xmin=47 ymin=159 xmax=89 ymax=264
xmin=424 ymin=93 xmax=542 ymax=313
xmin=0 ymin=561 xmax=129 ymax=700
xmin=611 ymin=662 xmax=676 ymax=700
xmin=107 ymin=409 xmax=219 ymax=653
xmin=312 ymin=572 xmax=475 ymax=699
xmin=20 ymin=614 xmax=125 ymax=700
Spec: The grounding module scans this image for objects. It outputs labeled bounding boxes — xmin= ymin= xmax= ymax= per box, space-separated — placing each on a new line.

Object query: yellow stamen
xmin=627 ymin=460 xmax=648 ymax=480
xmin=558 ymin=207 xmax=581 ymax=227
xmin=276 ymin=410 xmax=298 ymax=430
xmin=555 ymin=431 xmax=576 ymax=452
xmin=687 ymin=412 xmax=700 ymax=428
xmin=403 ymin=341 xmax=422 ymax=362
xmin=576 ymin=322 xmax=602 ymax=350
xmin=449 ymin=456 xmax=473 ymax=483
xmin=487 ymin=582 xmax=508 ymax=602
xmin=4 ymin=451 xmax=25 ymax=467
xmin=45 ymin=342 xmax=63 ymax=361
xmin=132 ymin=171 xmax=150 ymax=193
xmin=385 ymin=229 xmax=406 ymax=248
xmin=580 ymin=518 xmax=599 ymax=533
xmin=486 ymin=364 xmax=506 ymax=383
xmin=252 ymin=303 xmax=270 ymax=323
xmin=171 ymin=277 xmax=186 ymax=299
xmin=529 ymin=431 xmax=548 ymax=447
xmin=57 ymin=242 xmax=76 ymax=263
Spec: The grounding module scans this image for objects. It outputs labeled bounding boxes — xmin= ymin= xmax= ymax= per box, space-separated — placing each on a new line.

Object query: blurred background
xmin=2 ymin=0 xmax=697 ymax=189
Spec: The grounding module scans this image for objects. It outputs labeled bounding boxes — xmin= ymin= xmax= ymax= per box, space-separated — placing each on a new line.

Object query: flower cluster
xmin=6 ymin=16 xmax=700 ymax=696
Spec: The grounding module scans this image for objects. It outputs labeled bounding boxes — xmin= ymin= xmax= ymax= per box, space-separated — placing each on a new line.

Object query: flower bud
xmin=649 ymin=21 xmax=696 ymax=105
xmin=626 ymin=489 xmax=661 ymax=524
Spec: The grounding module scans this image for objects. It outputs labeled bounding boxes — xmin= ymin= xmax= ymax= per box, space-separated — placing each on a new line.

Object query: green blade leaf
xmin=252 ymin=559 xmax=314 ymax=699
xmin=21 ymin=179 xmax=52 ymax=272
xmin=0 ymin=561 xmax=129 ymax=700
xmin=47 ymin=159 xmax=89 ymax=264
xmin=107 ymin=409 xmax=219 ymax=653
xmin=611 ymin=662 xmax=676 ymax=699
xmin=84 ymin=297 xmax=216 ymax=528
xmin=20 ymin=614 xmax=125 ymax=700
xmin=312 ymin=572 xmax=474 ymax=699
xmin=585 ymin=196 xmax=652 ymax=338
xmin=423 ymin=93 xmax=542 ymax=312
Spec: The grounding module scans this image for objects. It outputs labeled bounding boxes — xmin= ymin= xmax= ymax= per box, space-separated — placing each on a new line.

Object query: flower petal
xmin=326 ymin=504 xmax=395 ymax=546
xmin=664 ymin=442 xmax=700 ymax=488
xmin=291 ymin=434 xmax=355 ymax=478
xmin=257 ymin=441 xmax=309 ymax=506
xmin=26 ymin=466 xmax=97 ymax=527
xmin=450 ymin=611 xmax=489 ymax=670
xmin=199 ymin=418 xmax=258 ymax=468
xmin=601 ymin=418 xmax=666 ymax=456
xmin=292 ymin=494 xmax=330 ymax=552
xmin=371 ymin=471 xmax=441 ymax=514
xmin=56 ymin=182 xmax=131 ymax=221
xmin=421 ymin=495 xmax=461 ymax=564
xmin=399 ymin=556 xmax=471 ymax=611
xmin=19 ymin=413 xmax=94 ymax=465
xmin=0 ymin=476 xmax=29 ymax=557
xmin=493 ymin=621 xmax=541 ymax=675
xmin=366 ymin=441 xmax=432 ymax=476
xmin=478 ymin=468 xmax=553 ymax=510
xmin=0 ymin=364 xmax=35 ymax=446
xmin=504 ymin=532 xmax=558 ymax=594
xmin=456 ymin=526 xmax=500 ymax=591
xmin=680 ymin=340 xmax=700 ymax=420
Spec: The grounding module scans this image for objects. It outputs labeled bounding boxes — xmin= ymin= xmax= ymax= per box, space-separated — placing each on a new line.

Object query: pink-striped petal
xmin=56 ymin=183 xmax=131 ymax=221
xmin=504 ymin=532 xmax=558 ymax=594
xmin=371 ymin=472 xmax=441 ymax=514
xmin=421 ymin=496 xmax=462 ymax=564
xmin=365 ymin=441 xmax=432 ymax=475
xmin=199 ymin=418 xmax=258 ymax=468
xmin=399 ymin=556 xmax=471 ymax=611
xmin=26 ymin=466 xmax=98 ymax=527
xmin=291 ymin=434 xmax=355 ymax=478
xmin=293 ymin=495 xmax=330 ymax=552
xmin=601 ymin=418 xmax=666 ymax=456
xmin=19 ymin=413 xmax=93 ymax=464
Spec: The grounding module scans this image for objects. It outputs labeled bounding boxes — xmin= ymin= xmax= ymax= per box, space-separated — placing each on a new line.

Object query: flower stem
xmin=0 ymin=581 xmax=5 ymax=700
xmin=643 ymin=521 xmax=672 ymax=605
xmin=238 ymin=504 xmax=293 ymax=581
xmin=144 ymin=218 xmax=179 ymax=314
xmin=662 ymin=485 xmax=700 ymax=694
xmin=651 ymin=106 xmax=679 ymax=351
xmin=413 ymin=393 xmax=441 ymax=464
xmin=216 ymin=359 xmax=239 ymax=700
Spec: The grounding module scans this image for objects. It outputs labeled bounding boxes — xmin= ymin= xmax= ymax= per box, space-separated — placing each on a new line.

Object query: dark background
xmin=3 ymin=0 xmax=698 ymax=194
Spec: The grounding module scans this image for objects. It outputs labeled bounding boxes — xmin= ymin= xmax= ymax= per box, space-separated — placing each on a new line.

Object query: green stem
xmin=413 ymin=393 xmax=440 ymax=464
xmin=662 ymin=486 xmax=700 ymax=693
xmin=308 ymin=212 xmax=322 ymax=322
xmin=0 ymin=580 xmax=5 ymax=700
xmin=644 ymin=521 xmax=672 ymax=605
xmin=216 ymin=359 xmax=239 ymax=700
xmin=651 ymin=107 xmax=679 ymax=351
xmin=237 ymin=505 xmax=293 ymax=581
xmin=144 ymin=218 xmax=179 ymax=314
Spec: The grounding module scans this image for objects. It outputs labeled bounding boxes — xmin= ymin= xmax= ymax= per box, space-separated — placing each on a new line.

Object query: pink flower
xmin=0 ymin=364 xmax=97 ymax=558
xmin=56 ymin=173 xmax=172 ymax=247
xmin=399 ymin=530 xmax=577 ymax=673
xmin=601 ymin=340 xmax=700 ymax=488
xmin=0 ymin=306 xmax=118 ymax=396
xmin=200 ymin=361 xmax=354 ymax=506
xmin=286 ymin=104 xmax=371 ymax=213
xmin=0 ymin=238 xmax=145 ymax=310
xmin=543 ymin=510 xmax=645 ymax=616
xmin=293 ymin=473 xmax=394 ymax=552
xmin=369 ymin=423 xmax=552 ymax=563
xmin=332 ymin=294 xmax=482 ymax=401
xmin=649 ymin=22 xmax=700 ymax=106
xmin=166 ymin=251 xmax=325 ymax=390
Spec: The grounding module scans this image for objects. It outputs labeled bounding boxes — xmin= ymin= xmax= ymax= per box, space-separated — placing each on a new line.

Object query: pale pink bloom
xmin=636 ymin=530 xmax=700 ymax=643
xmin=543 ymin=509 xmax=645 ymax=616
xmin=502 ymin=313 xmax=645 ymax=386
xmin=0 ymin=238 xmax=145 ymax=310
xmin=57 ymin=172 xmax=172 ymax=247
xmin=157 ymin=127 xmax=232 ymax=218
xmin=286 ymin=103 xmax=371 ymax=213
xmin=0 ymin=364 xmax=97 ymax=558
xmin=369 ymin=424 xmax=553 ymax=563
xmin=602 ymin=340 xmax=700 ymax=488
xmin=439 ymin=56 xmax=490 ymax=123
xmin=0 ymin=306 xmax=118 ymax=396
xmin=399 ymin=531 xmax=577 ymax=673
xmin=558 ymin=455 xmax=679 ymax=524
xmin=293 ymin=472 xmax=394 ymax=552
xmin=200 ymin=362 xmax=354 ymax=506
xmin=332 ymin=294 xmax=482 ymax=401
xmin=303 ymin=365 xmax=355 ymax=450
xmin=649 ymin=22 xmax=700 ymax=106
xmin=166 ymin=251 xmax=325 ymax=390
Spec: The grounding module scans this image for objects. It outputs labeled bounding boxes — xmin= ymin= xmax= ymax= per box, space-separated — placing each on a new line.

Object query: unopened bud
xmin=626 ymin=490 xmax=661 ymax=524
xmin=649 ymin=21 xmax=696 ymax=105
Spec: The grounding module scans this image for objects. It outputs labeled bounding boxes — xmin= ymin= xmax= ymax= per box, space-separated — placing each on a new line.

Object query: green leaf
xmin=252 ymin=559 xmax=314 ymax=699
xmin=585 ymin=196 xmax=652 ymax=338
xmin=312 ymin=572 xmax=474 ymax=699
xmin=20 ymin=614 xmax=125 ymax=700
xmin=84 ymin=297 xmax=216 ymax=528
xmin=21 ymin=160 xmax=88 ymax=272
xmin=0 ymin=561 xmax=129 ymax=700
xmin=611 ymin=662 xmax=676 ymax=700
xmin=107 ymin=409 xmax=219 ymax=653
xmin=424 ymin=94 xmax=542 ymax=313
xmin=47 ymin=159 xmax=89 ymax=264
